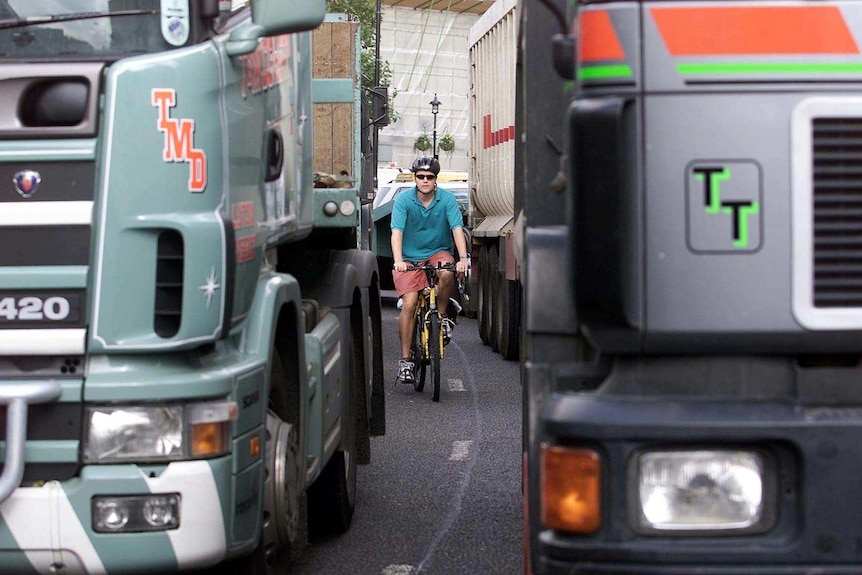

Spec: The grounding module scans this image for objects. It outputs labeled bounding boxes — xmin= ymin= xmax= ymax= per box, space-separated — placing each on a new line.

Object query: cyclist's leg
xmin=393 ymin=267 xmax=425 ymax=382
xmin=398 ymin=291 xmax=419 ymax=358
xmin=428 ymin=251 xmax=457 ymax=342
xmin=428 ymin=251 xmax=456 ymax=307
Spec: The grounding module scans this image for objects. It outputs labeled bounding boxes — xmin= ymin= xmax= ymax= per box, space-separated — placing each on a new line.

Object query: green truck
xmin=0 ymin=1 xmax=385 ymax=573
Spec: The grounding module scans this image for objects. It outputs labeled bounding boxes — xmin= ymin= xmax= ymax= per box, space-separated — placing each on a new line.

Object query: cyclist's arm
xmin=453 ymin=227 xmax=469 ymax=262
xmin=444 ymin=193 xmax=470 ymax=271
xmin=392 ymin=229 xmax=408 ymax=272
xmin=391 ymin=197 xmax=409 ymax=272
xmin=452 ymin=227 xmax=470 ymax=273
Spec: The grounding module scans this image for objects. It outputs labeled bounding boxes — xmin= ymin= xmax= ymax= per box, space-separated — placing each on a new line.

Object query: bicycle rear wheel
xmin=412 ymin=315 xmax=426 ymax=392
xmin=428 ymin=314 xmax=442 ymax=402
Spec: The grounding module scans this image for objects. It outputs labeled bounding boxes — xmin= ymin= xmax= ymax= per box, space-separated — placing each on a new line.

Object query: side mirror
xmin=226 ymin=0 xmax=326 ymax=56
xmin=252 ymin=0 xmax=325 ymax=36
xmin=371 ymin=86 xmax=390 ymax=127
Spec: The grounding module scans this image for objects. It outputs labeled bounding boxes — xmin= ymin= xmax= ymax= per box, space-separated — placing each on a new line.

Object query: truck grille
xmin=812 ymin=117 xmax=862 ymax=307
xmin=0 ymin=401 xmax=80 ymax=483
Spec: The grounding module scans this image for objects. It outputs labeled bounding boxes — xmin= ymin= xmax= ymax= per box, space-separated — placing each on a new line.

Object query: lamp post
xmin=430 ymin=93 xmax=441 ymax=159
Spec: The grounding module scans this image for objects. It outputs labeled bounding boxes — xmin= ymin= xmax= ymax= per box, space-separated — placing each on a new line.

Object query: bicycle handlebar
xmin=401 ymin=262 xmax=457 ymax=272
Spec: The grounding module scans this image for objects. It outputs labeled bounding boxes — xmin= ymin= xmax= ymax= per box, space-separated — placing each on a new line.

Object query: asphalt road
xmin=293 ymin=301 xmax=523 ymax=575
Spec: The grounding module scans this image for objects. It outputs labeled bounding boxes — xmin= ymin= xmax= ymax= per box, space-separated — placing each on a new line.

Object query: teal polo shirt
xmin=391 ymin=186 xmax=464 ymax=261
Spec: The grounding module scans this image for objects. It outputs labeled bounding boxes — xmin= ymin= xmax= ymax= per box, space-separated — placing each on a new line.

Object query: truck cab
xmin=0 ymin=2 xmax=385 ymax=573
xmin=522 ymin=0 xmax=862 ymax=573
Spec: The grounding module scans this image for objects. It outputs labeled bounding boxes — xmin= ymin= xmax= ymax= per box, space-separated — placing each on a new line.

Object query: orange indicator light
xmin=191 ymin=422 xmax=228 ymax=457
xmin=540 ymin=445 xmax=601 ymax=534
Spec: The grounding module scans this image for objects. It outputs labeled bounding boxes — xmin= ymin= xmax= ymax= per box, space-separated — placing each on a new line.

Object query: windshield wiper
xmin=0 ymin=10 xmax=157 ymax=31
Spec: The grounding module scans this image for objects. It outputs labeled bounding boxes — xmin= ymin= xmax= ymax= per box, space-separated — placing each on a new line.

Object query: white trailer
xmin=468 ymin=0 xmax=520 ymax=360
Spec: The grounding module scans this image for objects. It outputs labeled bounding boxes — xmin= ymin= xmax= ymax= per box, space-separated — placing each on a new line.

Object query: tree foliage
xmin=326 ymin=0 xmax=399 ymax=123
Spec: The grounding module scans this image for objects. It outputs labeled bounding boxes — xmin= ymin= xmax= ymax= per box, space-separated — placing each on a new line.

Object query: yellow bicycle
xmin=406 ymin=262 xmax=457 ymax=402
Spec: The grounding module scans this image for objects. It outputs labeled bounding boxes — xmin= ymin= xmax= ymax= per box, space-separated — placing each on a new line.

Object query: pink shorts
xmin=393 ymin=251 xmax=455 ymax=297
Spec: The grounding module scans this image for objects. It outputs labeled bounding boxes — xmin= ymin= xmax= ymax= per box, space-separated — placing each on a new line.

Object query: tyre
xmin=220 ymin=352 xmax=306 ymax=575
xmin=309 ymin=337 xmax=358 ymax=535
xmin=261 ymin=415 xmax=306 ymax=569
xmin=355 ymin=310 xmax=371 ymax=465
xmin=478 ymin=246 xmax=492 ymax=345
xmin=369 ymin=293 xmax=386 ymax=437
xmin=489 ymin=245 xmax=501 ymax=353
xmin=497 ymin=278 xmax=521 ymax=361
xmin=412 ymin=313 xmax=426 ymax=392
xmin=428 ymin=314 xmax=442 ymax=402
xmin=414 ymin=360 xmax=427 ymax=392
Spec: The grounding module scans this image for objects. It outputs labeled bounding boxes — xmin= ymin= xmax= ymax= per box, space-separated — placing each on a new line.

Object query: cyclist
xmin=391 ymin=156 xmax=471 ymax=384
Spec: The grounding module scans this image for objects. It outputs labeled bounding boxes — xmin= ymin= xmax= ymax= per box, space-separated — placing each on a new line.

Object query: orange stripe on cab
xmin=579 ymin=10 xmax=625 ymax=62
xmin=652 ymin=6 xmax=859 ymax=56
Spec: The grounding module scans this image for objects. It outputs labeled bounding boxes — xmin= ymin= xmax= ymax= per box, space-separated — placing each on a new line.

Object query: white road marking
xmin=449 ymin=440 xmax=473 ymax=461
xmin=448 ymin=378 xmax=465 ymax=392
xmin=382 ymin=565 xmax=414 ymax=575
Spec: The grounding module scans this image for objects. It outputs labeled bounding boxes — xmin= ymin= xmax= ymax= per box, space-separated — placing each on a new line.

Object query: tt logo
xmin=686 ymin=161 xmax=762 ymax=253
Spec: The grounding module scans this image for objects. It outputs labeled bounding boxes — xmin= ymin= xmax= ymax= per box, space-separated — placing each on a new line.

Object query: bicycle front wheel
xmin=428 ymin=314 xmax=442 ymax=402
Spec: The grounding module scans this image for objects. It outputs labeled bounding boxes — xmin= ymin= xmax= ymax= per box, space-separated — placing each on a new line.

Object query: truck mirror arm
xmin=551 ymin=34 xmax=576 ymax=80
xmin=226 ymin=24 xmax=265 ymax=56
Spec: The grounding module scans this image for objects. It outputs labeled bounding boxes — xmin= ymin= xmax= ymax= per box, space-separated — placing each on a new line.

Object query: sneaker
xmin=442 ymin=317 xmax=455 ymax=345
xmin=396 ymin=358 xmax=415 ymax=384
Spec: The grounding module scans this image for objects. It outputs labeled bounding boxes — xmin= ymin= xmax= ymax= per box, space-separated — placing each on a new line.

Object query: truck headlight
xmin=84 ymin=402 xmax=237 ymax=463
xmin=635 ymin=450 xmax=771 ymax=533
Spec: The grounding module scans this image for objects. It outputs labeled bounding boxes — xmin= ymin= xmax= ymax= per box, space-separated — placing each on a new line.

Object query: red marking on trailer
xmin=235 ymin=235 xmax=256 ymax=263
xmin=483 ymin=115 xmax=514 ymax=149
xmin=231 ymin=201 xmax=255 ymax=230
xmin=578 ymin=10 xmax=625 ymax=62
xmin=151 ymin=89 xmax=207 ymax=192
xmin=652 ymin=6 xmax=859 ymax=56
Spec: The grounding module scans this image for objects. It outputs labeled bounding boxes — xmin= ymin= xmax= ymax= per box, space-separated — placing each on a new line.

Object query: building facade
xmin=377 ymin=6 xmax=479 ymax=175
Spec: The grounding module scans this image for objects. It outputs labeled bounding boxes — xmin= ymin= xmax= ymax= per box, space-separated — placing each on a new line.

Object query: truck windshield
xmin=0 ymin=0 xmax=186 ymax=60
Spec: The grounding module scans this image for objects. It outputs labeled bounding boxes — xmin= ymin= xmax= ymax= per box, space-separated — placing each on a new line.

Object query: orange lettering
xmin=152 ymin=88 xmax=208 ymax=192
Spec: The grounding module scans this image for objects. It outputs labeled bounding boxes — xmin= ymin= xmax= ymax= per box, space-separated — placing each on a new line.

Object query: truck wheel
xmin=309 ymin=338 xmax=358 ymax=535
xmin=309 ymin=449 xmax=357 ymax=535
xmin=369 ymin=292 xmax=386 ymax=437
xmin=489 ymin=245 xmax=501 ymax=353
xmin=356 ymin=311 xmax=371 ymax=465
xmin=496 ymin=279 xmax=520 ymax=361
xmin=261 ymin=414 xmax=306 ymax=570
xmin=478 ymin=246 xmax=492 ymax=345
xmin=219 ymin=351 xmax=306 ymax=575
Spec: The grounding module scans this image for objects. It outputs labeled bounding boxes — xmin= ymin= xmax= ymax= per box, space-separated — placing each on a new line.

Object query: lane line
xmin=448 ymin=440 xmax=473 ymax=461
xmin=382 ymin=565 xmax=414 ymax=575
xmin=447 ymin=378 xmax=465 ymax=392
xmin=413 ymin=340 xmax=483 ymax=573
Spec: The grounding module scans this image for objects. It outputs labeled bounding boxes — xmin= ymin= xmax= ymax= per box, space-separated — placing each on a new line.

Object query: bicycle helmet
xmin=410 ymin=156 xmax=441 ymax=175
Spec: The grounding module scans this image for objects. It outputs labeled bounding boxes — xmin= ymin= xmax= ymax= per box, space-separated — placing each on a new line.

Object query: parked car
xmin=373 ymin=180 xmax=468 ymax=216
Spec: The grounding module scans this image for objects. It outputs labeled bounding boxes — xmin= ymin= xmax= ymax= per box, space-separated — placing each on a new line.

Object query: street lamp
xmin=430 ymin=94 xmax=441 ymax=160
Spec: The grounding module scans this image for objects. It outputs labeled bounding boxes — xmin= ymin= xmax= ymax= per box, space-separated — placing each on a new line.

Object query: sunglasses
xmin=415 ymin=174 xmax=436 ymax=181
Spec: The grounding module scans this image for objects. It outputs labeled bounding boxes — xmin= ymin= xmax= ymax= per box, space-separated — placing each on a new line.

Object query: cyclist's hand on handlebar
xmin=456 ymin=258 xmax=470 ymax=275
xmin=394 ymin=261 xmax=409 ymax=272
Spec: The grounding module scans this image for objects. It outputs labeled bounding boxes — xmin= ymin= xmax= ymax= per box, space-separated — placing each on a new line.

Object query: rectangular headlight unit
xmin=84 ymin=401 xmax=237 ymax=463
xmin=635 ymin=450 xmax=770 ymax=534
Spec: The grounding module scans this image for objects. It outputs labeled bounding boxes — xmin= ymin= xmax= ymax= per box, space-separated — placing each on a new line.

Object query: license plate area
xmin=0 ymin=290 xmax=84 ymax=328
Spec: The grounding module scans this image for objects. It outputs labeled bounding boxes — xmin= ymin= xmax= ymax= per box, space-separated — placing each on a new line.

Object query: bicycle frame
xmin=405 ymin=262 xmax=456 ymax=402
xmin=414 ymin=267 xmax=445 ymax=362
